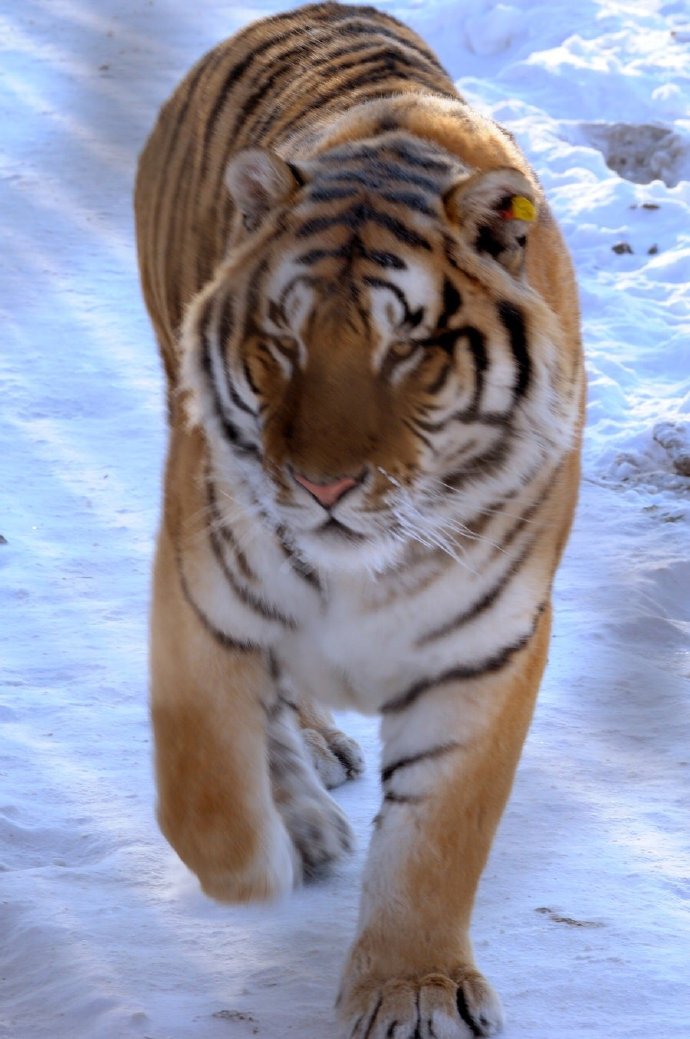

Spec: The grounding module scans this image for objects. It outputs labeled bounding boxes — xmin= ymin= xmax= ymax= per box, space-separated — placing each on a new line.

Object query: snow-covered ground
xmin=1 ymin=1 xmax=689 ymax=1037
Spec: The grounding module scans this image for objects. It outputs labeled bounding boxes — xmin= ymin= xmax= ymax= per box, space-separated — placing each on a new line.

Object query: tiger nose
xmin=293 ymin=471 xmax=362 ymax=508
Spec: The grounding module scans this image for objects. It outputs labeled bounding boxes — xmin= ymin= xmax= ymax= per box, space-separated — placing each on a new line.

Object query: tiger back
xmin=135 ymin=4 xmax=584 ymax=1038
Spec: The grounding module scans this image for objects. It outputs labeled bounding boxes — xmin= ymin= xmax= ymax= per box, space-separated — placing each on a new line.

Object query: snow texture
xmin=1 ymin=1 xmax=689 ymax=1037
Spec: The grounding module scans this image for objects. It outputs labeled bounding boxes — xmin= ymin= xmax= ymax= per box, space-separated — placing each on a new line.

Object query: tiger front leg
xmin=150 ymin=524 xmax=299 ymax=903
xmin=337 ymin=609 xmax=552 ymax=1039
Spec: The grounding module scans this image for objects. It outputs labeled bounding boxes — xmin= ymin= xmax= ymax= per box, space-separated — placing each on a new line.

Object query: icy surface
xmin=1 ymin=1 xmax=689 ymax=1037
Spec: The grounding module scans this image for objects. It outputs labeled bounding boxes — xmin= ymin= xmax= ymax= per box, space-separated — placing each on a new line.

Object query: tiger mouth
xmin=316 ymin=517 xmax=366 ymax=541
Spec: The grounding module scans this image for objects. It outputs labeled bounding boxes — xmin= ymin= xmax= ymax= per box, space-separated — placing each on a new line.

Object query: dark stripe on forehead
xmin=498 ymin=300 xmax=531 ymax=400
xmin=388 ymin=141 xmax=455 ymax=174
xmin=296 ymin=238 xmax=407 ymax=271
xmin=297 ymin=201 xmax=432 ymax=250
xmin=315 ymin=160 xmax=445 ymax=195
xmin=308 ymin=186 xmax=361 ymax=204
xmin=363 ymin=275 xmax=425 ymax=328
xmin=379 ymin=190 xmax=436 ymax=216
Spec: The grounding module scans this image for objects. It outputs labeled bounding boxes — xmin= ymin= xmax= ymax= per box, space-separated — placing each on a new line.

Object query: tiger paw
xmin=302 ymin=726 xmax=365 ymax=789
xmin=279 ymin=790 xmax=354 ymax=879
xmin=337 ymin=969 xmax=503 ymax=1039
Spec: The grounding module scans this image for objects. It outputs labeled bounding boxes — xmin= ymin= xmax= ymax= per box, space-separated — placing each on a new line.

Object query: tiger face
xmin=183 ymin=131 xmax=572 ymax=574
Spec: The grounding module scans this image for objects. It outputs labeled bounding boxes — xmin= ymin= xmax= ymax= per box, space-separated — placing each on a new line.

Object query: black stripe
xmin=416 ymin=533 xmax=540 ymax=646
xmin=382 ymin=604 xmax=546 ymax=713
xmin=296 ymin=240 xmax=407 ymax=271
xmin=498 ymin=300 xmax=531 ymax=400
xmin=424 ymin=357 xmax=453 ymax=395
xmin=229 ymin=40 xmax=321 ymax=135
xmin=297 ymin=200 xmax=432 ymax=249
xmin=438 ymin=278 xmax=463 ymax=328
xmin=489 ymin=481 xmax=554 ymax=560
xmin=207 ymin=515 xmax=297 ymax=628
xmin=333 ymin=18 xmax=450 ymax=74
xmin=417 ymin=326 xmax=487 ymax=410
xmin=175 ymin=548 xmax=258 ymax=653
xmin=199 ymin=297 xmax=260 ymax=458
xmin=200 ymin=13 xmax=329 ymax=171
xmin=275 ymin=525 xmax=325 ymax=598
xmin=363 ymin=276 xmax=425 ymax=328
xmin=381 ymin=741 xmax=461 ymax=784
xmin=206 ymin=475 xmax=257 ymax=582
xmin=218 ymin=297 xmax=258 ymax=417
xmin=380 ymin=190 xmax=436 ymax=216
xmin=441 ymin=437 xmax=511 ymax=490
xmin=382 ymin=792 xmax=427 ymax=805
xmin=308 ymin=186 xmax=361 ymax=204
xmin=464 ymin=328 xmax=489 ymax=412
xmin=239 ymin=39 xmax=420 ymax=141
xmin=402 ymin=417 xmax=436 ymax=452
xmin=388 ymin=141 xmax=455 ymax=174
xmin=277 ymin=63 xmax=455 ymax=137
xmin=150 ymin=54 xmax=212 ymax=298
xmin=316 ymin=162 xmax=444 ymax=195
xmin=367 ymin=249 xmax=407 ymax=270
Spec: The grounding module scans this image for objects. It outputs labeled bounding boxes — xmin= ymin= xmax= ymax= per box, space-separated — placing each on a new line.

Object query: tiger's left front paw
xmin=338 ymin=969 xmax=503 ymax=1039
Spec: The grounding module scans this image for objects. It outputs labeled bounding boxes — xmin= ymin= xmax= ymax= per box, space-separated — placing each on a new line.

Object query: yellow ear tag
xmin=508 ymin=195 xmax=537 ymax=222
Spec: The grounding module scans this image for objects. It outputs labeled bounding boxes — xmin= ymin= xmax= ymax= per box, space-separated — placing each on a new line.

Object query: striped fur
xmin=135 ymin=4 xmax=584 ymax=1037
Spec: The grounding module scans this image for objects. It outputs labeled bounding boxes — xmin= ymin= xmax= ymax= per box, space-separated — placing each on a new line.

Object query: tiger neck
xmin=289 ymin=93 xmax=535 ymax=194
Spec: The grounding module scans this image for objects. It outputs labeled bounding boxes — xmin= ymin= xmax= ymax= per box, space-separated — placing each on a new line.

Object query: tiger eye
xmin=388 ymin=340 xmax=419 ymax=361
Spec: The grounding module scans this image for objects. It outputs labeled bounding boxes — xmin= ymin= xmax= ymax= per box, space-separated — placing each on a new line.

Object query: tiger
xmin=134 ymin=3 xmax=584 ymax=1037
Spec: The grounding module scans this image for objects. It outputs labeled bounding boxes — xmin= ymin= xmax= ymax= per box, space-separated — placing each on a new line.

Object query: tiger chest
xmin=275 ymin=564 xmax=473 ymax=714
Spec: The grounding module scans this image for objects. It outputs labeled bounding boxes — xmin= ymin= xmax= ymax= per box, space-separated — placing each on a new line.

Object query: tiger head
xmin=182 ymin=125 xmax=576 ymax=574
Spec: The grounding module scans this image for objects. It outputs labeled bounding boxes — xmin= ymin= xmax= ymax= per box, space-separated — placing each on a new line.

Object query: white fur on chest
xmin=277 ymin=576 xmax=427 ymax=713
xmin=274 ymin=545 xmax=543 ymax=714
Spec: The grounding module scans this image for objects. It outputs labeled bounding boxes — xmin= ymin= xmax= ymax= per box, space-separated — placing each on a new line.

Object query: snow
xmin=1 ymin=0 xmax=689 ymax=1037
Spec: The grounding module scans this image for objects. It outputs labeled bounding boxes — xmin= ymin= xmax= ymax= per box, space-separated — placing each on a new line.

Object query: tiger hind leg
xmin=282 ymin=687 xmax=365 ymax=790
xmin=267 ymin=699 xmax=355 ymax=878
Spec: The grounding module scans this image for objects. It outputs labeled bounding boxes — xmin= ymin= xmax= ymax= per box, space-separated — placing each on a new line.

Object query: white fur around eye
xmin=367 ymin=265 xmax=435 ymax=371
xmin=389 ymin=346 xmax=424 ymax=386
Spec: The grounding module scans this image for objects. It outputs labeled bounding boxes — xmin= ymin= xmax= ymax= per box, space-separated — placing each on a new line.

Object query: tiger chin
xmin=135 ymin=3 xmax=584 ymax=1037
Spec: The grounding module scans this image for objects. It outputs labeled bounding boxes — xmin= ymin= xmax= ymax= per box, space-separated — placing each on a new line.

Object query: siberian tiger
xmin=135 ymin=3 xmax=584 ymax=1036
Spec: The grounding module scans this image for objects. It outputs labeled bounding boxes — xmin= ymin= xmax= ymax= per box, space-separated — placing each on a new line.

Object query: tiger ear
xmin=444 ymin=167 xmax=538 ymax=275
xmin=225 ymin=148 xmax=304 ymax=233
